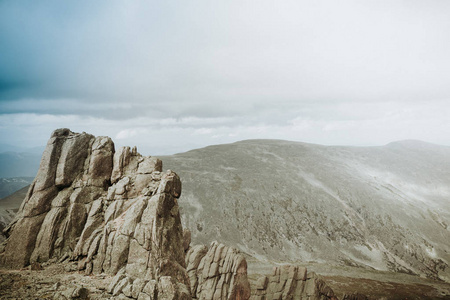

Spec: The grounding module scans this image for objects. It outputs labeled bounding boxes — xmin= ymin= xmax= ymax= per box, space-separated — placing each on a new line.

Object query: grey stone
xmin=0 ymin=129 xmax=207 ymax=300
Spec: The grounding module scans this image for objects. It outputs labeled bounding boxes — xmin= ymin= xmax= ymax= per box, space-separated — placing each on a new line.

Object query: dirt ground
xmin=323 ymin=275 xmax=450 ymax=300
xmin=0 ymin=261 xmax=113 ymax=300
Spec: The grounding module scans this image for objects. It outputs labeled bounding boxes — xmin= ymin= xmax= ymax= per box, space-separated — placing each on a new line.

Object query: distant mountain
xmin=0 ymin=143 xmax=45 ymax=155
xmin=0 ymin=152 xmax=41 ymax=178
xmin=0 ymin=177 xmax=33 ymax=199
xmin=0 ymin=184 xmax=29 ymax=207
xmin=0 ymin=185 xmax=29 ymax=242
xmin=161 ymin=139 xmax=450 ymax=282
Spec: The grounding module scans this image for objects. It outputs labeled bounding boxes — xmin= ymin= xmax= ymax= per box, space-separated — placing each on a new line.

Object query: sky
xmin=1 ymin=0 xmax=450 ymax=155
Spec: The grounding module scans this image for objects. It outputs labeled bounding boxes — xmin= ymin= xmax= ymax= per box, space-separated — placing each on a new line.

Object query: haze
xmin=1 ymin=0 xmax=450 ymax=155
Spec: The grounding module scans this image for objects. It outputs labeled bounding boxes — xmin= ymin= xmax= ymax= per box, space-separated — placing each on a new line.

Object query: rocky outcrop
xmin=251 ymin=265 xmax=337 ymax=300
xmin=0 ymin=129 xmax=190 ymax=299
xmin=186 ymin=241 xmax=251 ymax=300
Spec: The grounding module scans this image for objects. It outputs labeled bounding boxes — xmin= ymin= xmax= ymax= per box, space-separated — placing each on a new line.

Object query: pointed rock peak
xmin=0 ymin=129 xmax=190 ymax=298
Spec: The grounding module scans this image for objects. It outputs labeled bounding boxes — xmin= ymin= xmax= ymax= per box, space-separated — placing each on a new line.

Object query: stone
xmin=108 ymin=269 xmax=127 ymax=294
xmin=33 ymin=128 xmax=70 ymax=192
xmin=252 ymin=265 xmax=338 ymax=300
xmin=113 ymin=277 xmax=130 ymax=296
xmin=87 ymin=136 xmax=114 ymax=187
xmin=71 ymin=286 xmax=89 ymax=299
xmin=131 ymin=278 xmax=147 ymax=299
xmin=157 ymin=276 xmax=191 ymax=300
xmin=137 ymin=157 xmax=162 ymax=174
xmin=186 ymin=241 xmax=251 ymax=300
xmin=256 ymin=276 xmax=268 ymax=290
xmin=0 ymin=214 xmax=46 ymax=268
xmin=55 ymin=132 xmax=93 ymax=187
xmin=111 ymin=147 xmax=130 ymax=184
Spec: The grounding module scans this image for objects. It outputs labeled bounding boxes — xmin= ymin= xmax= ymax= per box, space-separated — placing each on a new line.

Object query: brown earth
xmin=0 ymin=260 xmax=113 ymax=299
xmin=323 ymin=275 xmax=450 ymax=300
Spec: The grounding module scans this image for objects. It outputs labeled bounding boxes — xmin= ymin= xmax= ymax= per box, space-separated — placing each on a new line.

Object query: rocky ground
xmin=1 ymin=259 xmax=449 ymax=299
xmin=0 ymin=260 xmax=113 ymax=299
xmin=323 ymin=275 xmax=450 ymax=300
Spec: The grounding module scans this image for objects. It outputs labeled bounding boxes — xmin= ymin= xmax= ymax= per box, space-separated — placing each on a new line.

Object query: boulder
xmin=186 ymin=241 xmax=251 ymax=300
xmin=251 ymin=265 xmax=338 ymax=300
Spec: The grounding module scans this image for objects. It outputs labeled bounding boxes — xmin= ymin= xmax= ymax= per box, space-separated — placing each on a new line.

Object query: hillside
xmin=0 ymin=185 xmax=29 ymax=209
xmin=161 ymin=139 xmax=450 ymax=282
xmin=0 ymin=177 xmax=33 ymax=199
xmin=0 ymin=183 xmax=32 ymax=242
xmin=1 ymin=132 xmax=449 ymax=298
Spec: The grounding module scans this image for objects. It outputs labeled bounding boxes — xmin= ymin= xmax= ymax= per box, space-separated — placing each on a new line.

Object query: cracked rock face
xmin=251 ymin=265 xmax=337 ymax=300
xmin=0 ymin=129 xmax=190 ymax=299
xmin=185 ymin=241 xmax=251 ymax=300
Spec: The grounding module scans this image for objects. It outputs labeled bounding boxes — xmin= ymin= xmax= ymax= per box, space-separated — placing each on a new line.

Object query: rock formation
xmin=0 ymin=129 xmax=351 ymax=300
xmin=186 ymin=242 xmax=251 ymax=300
xmin=251 ymin=265 xmax=337 ymax=300
xmin=0 ymin=129 xmax=190 ymax=299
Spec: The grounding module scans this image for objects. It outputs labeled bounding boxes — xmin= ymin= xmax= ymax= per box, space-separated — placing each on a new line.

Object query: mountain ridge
xmin=0 ymin=131 xmax=449 ymax=298
xmin=161 ymin=138 xmax=450 ymax=282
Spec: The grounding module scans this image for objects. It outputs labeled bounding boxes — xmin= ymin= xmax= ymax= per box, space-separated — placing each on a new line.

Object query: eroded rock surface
xmin=186 ymin=241 xmax=251 ymax=300
xmin=0 ymin=129 xmax=190 ymax=299
xmin=251 ymin=265 xmax=337 ymax=300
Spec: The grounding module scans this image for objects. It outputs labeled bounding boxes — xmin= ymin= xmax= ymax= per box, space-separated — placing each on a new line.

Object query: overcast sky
xmin=1 ymin=0 xmax=450 ymax=155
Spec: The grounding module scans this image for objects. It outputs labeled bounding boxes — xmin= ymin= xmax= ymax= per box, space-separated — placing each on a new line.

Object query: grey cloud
xmin=1 ymin=0 xmax=450 ymax=152
xmin=2 ymin=1 xmax=450 ymax=106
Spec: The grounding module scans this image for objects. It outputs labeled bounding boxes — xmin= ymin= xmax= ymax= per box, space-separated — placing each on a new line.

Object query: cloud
xmin=1 ymin=1 xmax=450 ymax=153
xmin=1 ymin=97 xmax=450 ymax=156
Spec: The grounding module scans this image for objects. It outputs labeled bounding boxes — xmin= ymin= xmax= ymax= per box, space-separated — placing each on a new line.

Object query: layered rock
xmin=186 ymin=241 xmax=251 ymax=300
xmin=0 ymin=129 xmax=190 ymax=299
xmin=251 ymin=265 xmax=337 ymax=300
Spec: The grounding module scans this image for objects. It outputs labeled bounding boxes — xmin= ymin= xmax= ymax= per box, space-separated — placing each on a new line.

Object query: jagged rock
xmin=0 ymin=129 xmax=191 ymax=299
xmin=158 ymin=276 xmax=191 ymax=300
xmin=186 ymin=241 xmax=251 ymax=300
xmin=251 ymin=265 xmax=338 ymax=300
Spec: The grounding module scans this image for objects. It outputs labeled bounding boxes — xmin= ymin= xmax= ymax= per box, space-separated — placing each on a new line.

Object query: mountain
xmin=0 ymin=143 xmax=45 ymax=154
xmin=0 ymin=152 xmax=41 ymax=178
xmin=161 ymin=139 xmax=450 ymax=282
xmin=0 ymin=185 xmax=29 ymax=225
xmin=1 ymin=130 xmax=448 ymax=298
xmin=0 ymin=177 xmax=33 ymax=199
xmin=0 ymin=178 xmax=33 ymax=239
